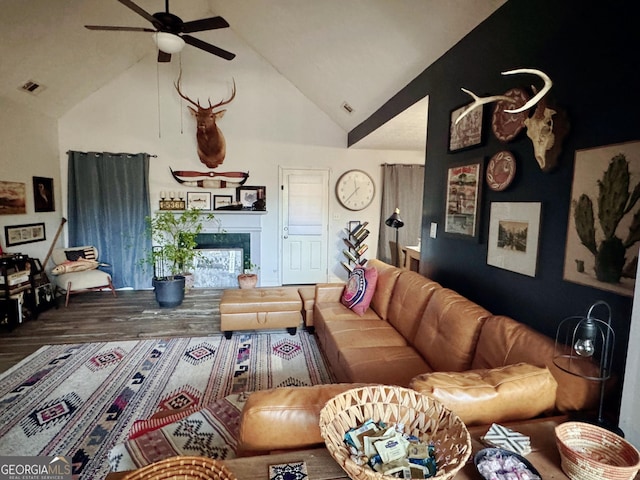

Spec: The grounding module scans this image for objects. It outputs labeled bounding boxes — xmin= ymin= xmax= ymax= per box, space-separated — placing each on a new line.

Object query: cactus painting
xmin=564 ymin=141 xmax=640 ymax=297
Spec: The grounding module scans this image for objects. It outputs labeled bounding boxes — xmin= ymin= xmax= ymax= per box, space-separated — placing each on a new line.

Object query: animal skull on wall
xmin=457 ymin=69 xmax=569 ymax=172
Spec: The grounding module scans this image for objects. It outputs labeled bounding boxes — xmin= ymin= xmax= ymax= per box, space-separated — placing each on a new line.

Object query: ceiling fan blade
xmin=158 ymin=50 xmax=172 ymax=63
xmin=85 ymin=25 xmax=155 ymax=32
xmin=118 ymin=0 xmax=157 ymax=24
xmin=183 ymin=35 xmax=235 ymax=61
xmin=182 ymin=16 xmax=230 ymax=33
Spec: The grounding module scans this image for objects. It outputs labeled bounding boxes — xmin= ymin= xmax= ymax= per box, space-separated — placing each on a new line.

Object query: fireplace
xmin=191 ymin=213 xmax=262 ymax=288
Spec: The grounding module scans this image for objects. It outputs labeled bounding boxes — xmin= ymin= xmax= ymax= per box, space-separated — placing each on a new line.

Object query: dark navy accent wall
xmin=350 ymin=0 xmax=640 ymax=419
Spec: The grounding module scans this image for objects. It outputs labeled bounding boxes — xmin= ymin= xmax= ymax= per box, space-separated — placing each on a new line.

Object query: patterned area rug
xmin=0 ymin=332 xmax=333 ymax=479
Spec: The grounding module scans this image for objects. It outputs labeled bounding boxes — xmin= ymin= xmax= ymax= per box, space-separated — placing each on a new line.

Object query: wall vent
xmin=341 ymin=101 xmax=355 ymax=114
xmin=19 ymin=80 xmax=46 ymax=96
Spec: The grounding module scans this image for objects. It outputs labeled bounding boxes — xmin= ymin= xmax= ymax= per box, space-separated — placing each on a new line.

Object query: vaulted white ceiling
xmin=0 ymin=0 xmax=506 ymax=150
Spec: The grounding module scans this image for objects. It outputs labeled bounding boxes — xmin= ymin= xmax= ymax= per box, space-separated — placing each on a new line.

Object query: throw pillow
xmin=52 ymin=259 xmax=100 ymax=275
xmin=341 ymin=266 xmax=378 ymax=315
xmin=64 ymin=247 xmax=97 ymax=262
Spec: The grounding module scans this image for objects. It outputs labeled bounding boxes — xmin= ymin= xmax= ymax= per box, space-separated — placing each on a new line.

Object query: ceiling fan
xmin=85 ymin=0 xmax=235 ymax=62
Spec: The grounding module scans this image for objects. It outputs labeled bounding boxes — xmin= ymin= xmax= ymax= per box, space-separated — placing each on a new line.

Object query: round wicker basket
xmin=319 ymin=385 xmax=471 ymax=480
xmin=122 ymin=456 xmax=236 ymax=480
xmin=555 ymin=422 xmax=640 ymax=480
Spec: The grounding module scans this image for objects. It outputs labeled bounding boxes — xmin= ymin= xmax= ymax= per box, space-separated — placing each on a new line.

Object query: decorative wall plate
xmin=486 ymin=151 xmax=516 ymax=191
xmin=491 ymin=88 xmax=530 ymax=142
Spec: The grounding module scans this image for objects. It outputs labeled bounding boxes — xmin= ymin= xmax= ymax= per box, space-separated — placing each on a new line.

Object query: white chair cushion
xmin=55 ymin=269 xmax=112 ymax=292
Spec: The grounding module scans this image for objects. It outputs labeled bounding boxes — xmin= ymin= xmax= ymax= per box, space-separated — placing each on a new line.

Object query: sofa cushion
xmin=366 ymin=259 xmax=401 ymax=320
xmin=336 ymin=346 xmax=431 ymax=386
xmin=386 ymin=271 xmax=440 ymax=342
xmin=318 ymin=318 xmax=407 ymax=369
xmin=341 ymin=266 xmax=378 ymax=315
xmin=413 ymin=288 xmax=491 ymax=372
xmin=237 ymin=383 xmax=368 ymax=455
xmin=472 ymin=315 xmax=601 ymax=413
xmin=409 ymin=363 xmax=557 ymax=426
xmin=314 ymin=302 xmax=382 ymax=360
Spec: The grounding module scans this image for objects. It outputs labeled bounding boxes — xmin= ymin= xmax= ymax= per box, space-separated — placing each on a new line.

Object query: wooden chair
xmin=51 ymin=246 xmax=116 ymax=306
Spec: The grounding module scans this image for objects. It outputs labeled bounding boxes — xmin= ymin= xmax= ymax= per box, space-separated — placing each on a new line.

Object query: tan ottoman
xmin=298 ymin=286 xmax=316 ymax=332
xmin=220 ymin=287 xmax=302 ymax=339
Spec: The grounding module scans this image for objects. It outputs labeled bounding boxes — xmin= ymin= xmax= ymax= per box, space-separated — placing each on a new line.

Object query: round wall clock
xmin=335 ymin=169 xmax=376 ymax=211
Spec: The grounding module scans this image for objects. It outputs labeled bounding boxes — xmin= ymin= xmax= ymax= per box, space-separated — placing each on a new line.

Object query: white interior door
xmin=280 ymin=168 xmax=329 ymax=284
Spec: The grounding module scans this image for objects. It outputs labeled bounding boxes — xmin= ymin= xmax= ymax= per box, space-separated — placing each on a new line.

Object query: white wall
xmin=58 ymin=29 xmax=423 ymax=286
xmin=619 ymin=259 xmax=640 ymax=448
xmin=0 ymin=97 xmax=63 ymax=264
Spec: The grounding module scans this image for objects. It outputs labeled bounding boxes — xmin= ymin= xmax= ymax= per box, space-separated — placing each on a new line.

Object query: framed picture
xmin=32 ymin=176 xmax=54 ymax=212
xmin=213 ymin=195 xmax=233 ymax=210
xmin=236 ymin=186 xmax=266 ymax=210
xmin=444 ymin=159 xmax=483 ymax=239
xmin=0 ymin=181 xmax=27 ymax=215
xmin=186 ymin=192 xmax=211 ymax=210
xmin=5 ymin=222 xmax=46 ymax=246
xmin=487 ymin=202 xmax=542 ymax=277
xmin=448 ymin=103 xmax=484 ymax=152
xmin=563 ymin=140 xmax=640 ymax=297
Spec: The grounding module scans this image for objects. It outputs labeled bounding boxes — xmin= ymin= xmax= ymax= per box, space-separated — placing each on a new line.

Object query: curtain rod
xmin=66 ymin=151 xmax=157 ymax=158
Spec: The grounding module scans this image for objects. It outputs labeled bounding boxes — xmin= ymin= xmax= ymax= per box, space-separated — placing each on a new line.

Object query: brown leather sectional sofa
xmin=237 ymin=259 xmax=601 ymax=455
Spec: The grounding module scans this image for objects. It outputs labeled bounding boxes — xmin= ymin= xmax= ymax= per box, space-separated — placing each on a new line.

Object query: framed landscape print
xmin=186 ymin=192 xmax=211 ymax=210
xmin=213 ymin=195 xmax=233 ymax=210
xmin=448 ymin=103 xmax=484 ymax=152
xmin=0 ymin=181 xmax=27 ymax=215
xmin=487 ymin=202 xmax=542 ymax=277
xmin=444 ymin=159 xmax=483 ymax=239
xmin=563 ymin=140 xmax=640 ymax=297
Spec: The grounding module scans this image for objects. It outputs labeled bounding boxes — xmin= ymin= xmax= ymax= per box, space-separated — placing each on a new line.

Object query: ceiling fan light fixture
xmin=153 ymin=32 xmax=185 ymax=54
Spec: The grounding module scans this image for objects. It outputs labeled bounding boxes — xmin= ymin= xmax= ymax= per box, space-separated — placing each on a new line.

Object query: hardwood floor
xmin=0 ymin=288 xmax=223 ymax=374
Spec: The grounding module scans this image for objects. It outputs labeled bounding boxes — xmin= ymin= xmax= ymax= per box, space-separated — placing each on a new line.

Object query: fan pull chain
xmin=156 ymin=59 xmax=162 ymax=138
xmin=179 ymin=54 xmax=184 ymax=134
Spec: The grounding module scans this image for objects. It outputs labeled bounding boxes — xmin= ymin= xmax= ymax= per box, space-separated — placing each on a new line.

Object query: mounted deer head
xmin=175 ymin=72 xmax=236 ymax=169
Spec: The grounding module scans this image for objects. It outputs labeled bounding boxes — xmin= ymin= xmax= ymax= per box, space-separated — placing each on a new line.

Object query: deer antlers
xmin=174 ymin=70 xmax=236 ymax=111
xmin=455 ymin=68 xmax=553 ymax=124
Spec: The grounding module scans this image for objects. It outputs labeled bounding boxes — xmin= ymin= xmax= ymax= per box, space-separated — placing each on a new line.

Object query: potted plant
xmin=237 ymin=260 xmax=260 ymax=289
xmin=142 ymin=208 xmax=216 ymax=307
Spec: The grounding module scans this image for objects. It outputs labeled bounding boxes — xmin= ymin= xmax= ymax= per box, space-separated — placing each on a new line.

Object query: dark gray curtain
xmin=377 ymin=164 xmax=425 ymax=265
xmin=67 ymin=151 xmax=151 ymax=289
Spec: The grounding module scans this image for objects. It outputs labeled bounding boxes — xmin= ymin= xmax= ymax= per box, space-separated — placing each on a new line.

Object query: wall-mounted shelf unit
xmin=341 ymin=221 xmax=369 ymax=273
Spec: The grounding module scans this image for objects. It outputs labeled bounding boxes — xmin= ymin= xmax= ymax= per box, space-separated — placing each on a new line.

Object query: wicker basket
xmin=319 ymin=385 xmax=472 ymax=480
xmin=122 ymin=456 xmax=236 ymax=480
xmin=555 ymin=422 xmax=640 ymax=480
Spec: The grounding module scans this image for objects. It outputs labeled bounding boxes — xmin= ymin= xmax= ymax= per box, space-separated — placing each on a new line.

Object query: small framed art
xmin=487 ymin=202 xmax=542 ymax=277
xmin=33 ymin=176 xmax=54 ymax=212
xmin=448 ymin=103 xmax=484 ymax=153
xmin=186 ymin=192 xmax=211 ymax=210
xmin=236 ymin=186 xmax=266 ymax=210
xmin=444 ymin=159 xmax=483 ymax=239
xmin=5 ymin=222 xmax=46 ymax=246
xmin=213 ymin=195 xmax=233 ymax=210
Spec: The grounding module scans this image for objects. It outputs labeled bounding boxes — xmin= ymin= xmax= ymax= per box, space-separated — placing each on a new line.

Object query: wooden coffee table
xmin=106 ymin=417 xmax=569 ymax=479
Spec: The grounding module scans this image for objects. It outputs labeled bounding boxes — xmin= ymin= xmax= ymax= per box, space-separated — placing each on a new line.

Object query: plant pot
xmin=238 ymin=273 xmax=258 ymax=289
xmin=153 ymin=275 xmax=186 ymax=307
xmin=183 ymin=272 xmax=195 ymax=292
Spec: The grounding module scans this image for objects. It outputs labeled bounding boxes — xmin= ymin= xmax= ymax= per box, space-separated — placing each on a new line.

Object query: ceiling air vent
xmin=19 ymin=80 xmax=46 ymax=96
xmin=341 ymin=101 xmax=355 ymax=115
